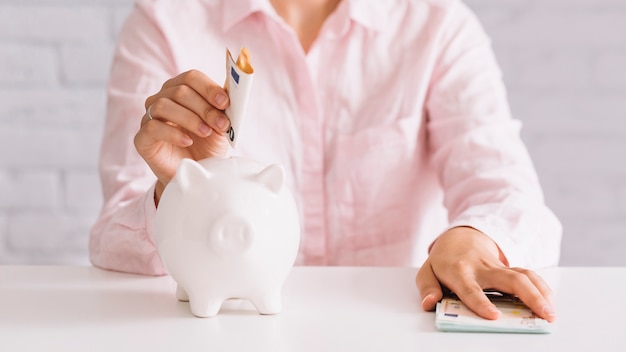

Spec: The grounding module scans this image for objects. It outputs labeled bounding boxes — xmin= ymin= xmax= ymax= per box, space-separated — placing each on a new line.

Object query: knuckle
xmin=182 ymin=69 xmax=200 ymax=81
xmin=450 ymin=260 xmax=462 ymax=271
xmin=479 ymin=257 xmax=500 ymax=270
xmin=451 ymin=259 xmax=469 ymax=272
xmin=507 ymin=271 xmax=533 ymax=291
xmin=505 ymin=270 xmax=525 ymax=282
xmin=151 ymin=97 xmax=168 ymax=114
xmin=161 ymin=76 xmax=175 ymax=89
xmin=171 ymin=85 xmax=189 ymax=101
xmin=513 ymin=267 xmax=532 ymax=276
xmin=144 ymin=94 xmax=157 ymax=109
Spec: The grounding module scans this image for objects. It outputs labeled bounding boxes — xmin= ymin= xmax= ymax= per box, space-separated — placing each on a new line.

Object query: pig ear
xmin=175 ymin=158 xmax=211 ymax=192
xmin=254 ymin=164 xmax=284 ymax=194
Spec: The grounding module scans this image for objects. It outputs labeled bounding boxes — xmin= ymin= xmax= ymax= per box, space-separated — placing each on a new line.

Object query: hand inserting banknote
xmin=224 ymin=47 xmax=254 ymax=148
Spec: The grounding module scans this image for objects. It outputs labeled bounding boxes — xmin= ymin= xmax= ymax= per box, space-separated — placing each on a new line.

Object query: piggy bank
xmin=154 ymin=156 xmax=301 ymax=317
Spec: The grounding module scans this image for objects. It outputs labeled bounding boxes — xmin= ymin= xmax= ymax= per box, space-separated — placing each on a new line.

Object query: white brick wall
xmin=0 ymin=0 xmax=129 ymax=265
xmin=0 ymin=0 xmax=624 ymax=266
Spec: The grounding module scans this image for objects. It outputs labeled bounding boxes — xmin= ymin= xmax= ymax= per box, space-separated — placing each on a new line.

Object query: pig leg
xmin=189 ymin=295 xmax=224 ymax=318
xmin=176 ymin=284 xmax=189 ymax=302
xmin=251 ymin=288 xmax=282 ymax=315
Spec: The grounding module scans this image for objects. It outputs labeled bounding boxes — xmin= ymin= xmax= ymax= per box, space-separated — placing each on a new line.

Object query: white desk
xmin=0 ymin=266 xmax=622 ymax=351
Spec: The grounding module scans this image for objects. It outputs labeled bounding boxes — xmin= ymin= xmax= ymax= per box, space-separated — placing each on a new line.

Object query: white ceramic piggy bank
xmin=155 ymin=156 xmax=300 ymax=317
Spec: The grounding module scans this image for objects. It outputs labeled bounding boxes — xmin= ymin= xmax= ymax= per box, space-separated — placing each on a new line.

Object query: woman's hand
xmin=134 ymin=70 xmax=231 ymax=203
xmin=415 ymin=226 xmax=557 ymax=322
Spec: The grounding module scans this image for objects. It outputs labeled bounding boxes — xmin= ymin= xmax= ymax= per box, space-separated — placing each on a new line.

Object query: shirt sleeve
xmin=89 ymin=1 xmax=175 ymax=276
xmin=425 ymin=3 xmax=562 ymax=269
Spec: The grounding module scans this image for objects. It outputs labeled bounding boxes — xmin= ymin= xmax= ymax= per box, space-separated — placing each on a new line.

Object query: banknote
xmin=224 ymin=47 xmax=254 ymax=148
xmin=435 ymin=291 xmax=551 ymax=333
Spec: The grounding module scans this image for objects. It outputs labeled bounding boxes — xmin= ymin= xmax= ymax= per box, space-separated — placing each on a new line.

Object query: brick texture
xmin=0 ymin=0 xmax=624 ymax=266
xmin=0 ymin=0 xmax=129 ymax=265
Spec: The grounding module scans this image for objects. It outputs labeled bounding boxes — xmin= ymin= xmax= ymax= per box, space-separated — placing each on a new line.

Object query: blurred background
xmin=0 ymin=0 xmax=624 ymax=266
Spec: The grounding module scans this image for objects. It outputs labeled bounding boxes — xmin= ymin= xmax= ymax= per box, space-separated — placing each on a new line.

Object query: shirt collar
xmin=221 ymin=0 xmax=386 ymax=33
xmin=221 ymin=0 xmax=275 ymax=32
xmin=345 ymin=0 xmax=387 ymax=32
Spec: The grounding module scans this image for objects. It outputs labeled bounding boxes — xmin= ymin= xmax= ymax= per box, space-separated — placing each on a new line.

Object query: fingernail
xmin=543 ymin=304 xmax=557 ymax=318
xmin=421 ymin=294 xmax=433 ymax=306
xmin=488 ymin=306 xmax=501 ymax=318
xmin=198 ymin=122 xmax=212 ymax=136
xmin=215 ymin=93 xmax=228 ymax=108
xmin=216 ymin=116 xmax=230 ymax=132
xmin=182 ymin=135 xmax=193 ymax=146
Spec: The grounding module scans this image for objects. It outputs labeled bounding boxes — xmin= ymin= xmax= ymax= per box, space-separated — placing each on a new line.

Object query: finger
xmin=415 ymin=261 xmax=443 ymax=311
xmin=450 ymin=272 xmax=501 ymax=320
xmin=510 ymin=267 xmax=554 ymax=303
xmin=148 ymin=97 xmax=215 ymax=138
xmin=135 ymin=118 xmax=193 ymax=151
xmin=160 ymin=84 xmax=231 ymax=134
xmin=489 ymin=269 xmax=557 ymax=322
xmin=160 ymin=69 xmax=230 ymax=110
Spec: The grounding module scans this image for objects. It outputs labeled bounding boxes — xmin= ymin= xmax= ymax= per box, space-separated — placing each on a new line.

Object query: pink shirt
xmin=90 ymin=0 xmax=562 ymax=275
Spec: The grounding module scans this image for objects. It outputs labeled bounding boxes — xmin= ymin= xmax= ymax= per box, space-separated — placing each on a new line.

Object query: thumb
xmin=415 ymin=261 xmax=443 ymax=311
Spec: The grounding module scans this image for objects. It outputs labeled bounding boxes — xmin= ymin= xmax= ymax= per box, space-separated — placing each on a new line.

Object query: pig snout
xmin=209 ymin=214 xmax=253 ymax=256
